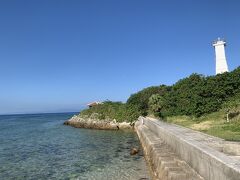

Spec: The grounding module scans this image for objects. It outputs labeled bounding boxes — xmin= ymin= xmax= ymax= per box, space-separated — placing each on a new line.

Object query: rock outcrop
xmin=64 ymin=115 xmax=133 ymax=130
xmin=130 ymin=147 xmax=139 ymax=155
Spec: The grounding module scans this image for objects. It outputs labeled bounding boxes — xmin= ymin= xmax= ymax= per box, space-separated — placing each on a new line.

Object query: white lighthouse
xmin=212 ymin=38 xmax=229 ymax=74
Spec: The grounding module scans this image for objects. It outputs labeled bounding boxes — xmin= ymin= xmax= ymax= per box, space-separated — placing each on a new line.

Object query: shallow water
xmin=0 ymin=113 xmax=151 ymax=180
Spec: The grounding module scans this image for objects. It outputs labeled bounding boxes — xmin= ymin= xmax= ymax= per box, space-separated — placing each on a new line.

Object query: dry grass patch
xmin=191 ymin=121 xmax=213 ymax=131
xmin=164 ymin=111 xmax=240 ymax=141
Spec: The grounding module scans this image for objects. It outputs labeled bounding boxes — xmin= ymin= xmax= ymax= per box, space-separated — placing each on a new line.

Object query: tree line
xmin=80 ymin=67 xmax=240 ymax=122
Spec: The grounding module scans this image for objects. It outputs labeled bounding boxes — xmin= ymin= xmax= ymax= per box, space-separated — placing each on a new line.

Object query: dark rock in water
xmin=130 ymin=147 xmax=139 ymax=155
xmin=63 ymin=121 xmax=69 ymax=125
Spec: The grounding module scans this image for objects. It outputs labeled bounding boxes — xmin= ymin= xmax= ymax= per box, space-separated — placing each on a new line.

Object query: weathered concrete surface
xmin=135 ymin=117 xmax=240 ymax=180
xmin=135 ymin=119 xmax=203 ymax=180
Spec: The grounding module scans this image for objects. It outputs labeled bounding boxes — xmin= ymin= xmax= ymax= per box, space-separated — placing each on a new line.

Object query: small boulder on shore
xmin=130 ymin=147 xmax=139 ymax=155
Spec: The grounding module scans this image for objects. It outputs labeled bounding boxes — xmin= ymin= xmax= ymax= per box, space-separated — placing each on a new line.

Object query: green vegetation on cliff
xmin=127 ymin=67 xmax=240 ymax=118
xmin=79 ymin=101 xmax=140 ymax=122
xmin=79 ymin=67 xmax=240 ymax=133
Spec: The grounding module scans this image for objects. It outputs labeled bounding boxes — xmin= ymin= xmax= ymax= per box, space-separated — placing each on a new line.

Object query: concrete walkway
xmin=135 ymin=117 xmax=240 ymax=180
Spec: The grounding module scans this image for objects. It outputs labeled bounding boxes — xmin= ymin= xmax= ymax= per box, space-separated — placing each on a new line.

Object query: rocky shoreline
xmin=64 ymin=115 xmax=134 ymax=130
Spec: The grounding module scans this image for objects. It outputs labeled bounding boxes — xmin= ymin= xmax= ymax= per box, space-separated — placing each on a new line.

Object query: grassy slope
xmin=165 ymin=110 xmax=240 ymax=141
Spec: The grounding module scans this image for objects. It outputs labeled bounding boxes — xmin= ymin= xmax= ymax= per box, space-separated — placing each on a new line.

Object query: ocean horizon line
xmin=0 ymin=111 xmax=80 ymax=116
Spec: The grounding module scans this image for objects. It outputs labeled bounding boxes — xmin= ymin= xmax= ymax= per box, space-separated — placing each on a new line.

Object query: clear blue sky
xmin=0 ymin=0 xmax=240 ymax=114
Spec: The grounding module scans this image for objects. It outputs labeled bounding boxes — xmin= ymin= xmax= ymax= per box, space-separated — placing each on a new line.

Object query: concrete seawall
xmin=135 ymin=117 xmax=240 ymax=180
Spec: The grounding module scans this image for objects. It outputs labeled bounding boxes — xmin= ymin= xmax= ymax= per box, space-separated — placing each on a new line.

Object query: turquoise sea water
xmin=0 ymin=113 xmax=151 ymax=180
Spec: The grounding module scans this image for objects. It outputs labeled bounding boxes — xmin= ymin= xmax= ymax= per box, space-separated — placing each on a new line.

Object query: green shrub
xmin=79 ymin=101 xmax=140 ymax=122
xmin=127 ymin=85 xmax=170 ymax=116
xmin=148 ymin=94 xmax=164 ymax=117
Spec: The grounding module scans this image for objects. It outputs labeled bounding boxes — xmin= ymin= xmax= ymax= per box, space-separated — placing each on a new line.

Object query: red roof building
xmin=87 ymin=101 xmax=102 ymax=108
